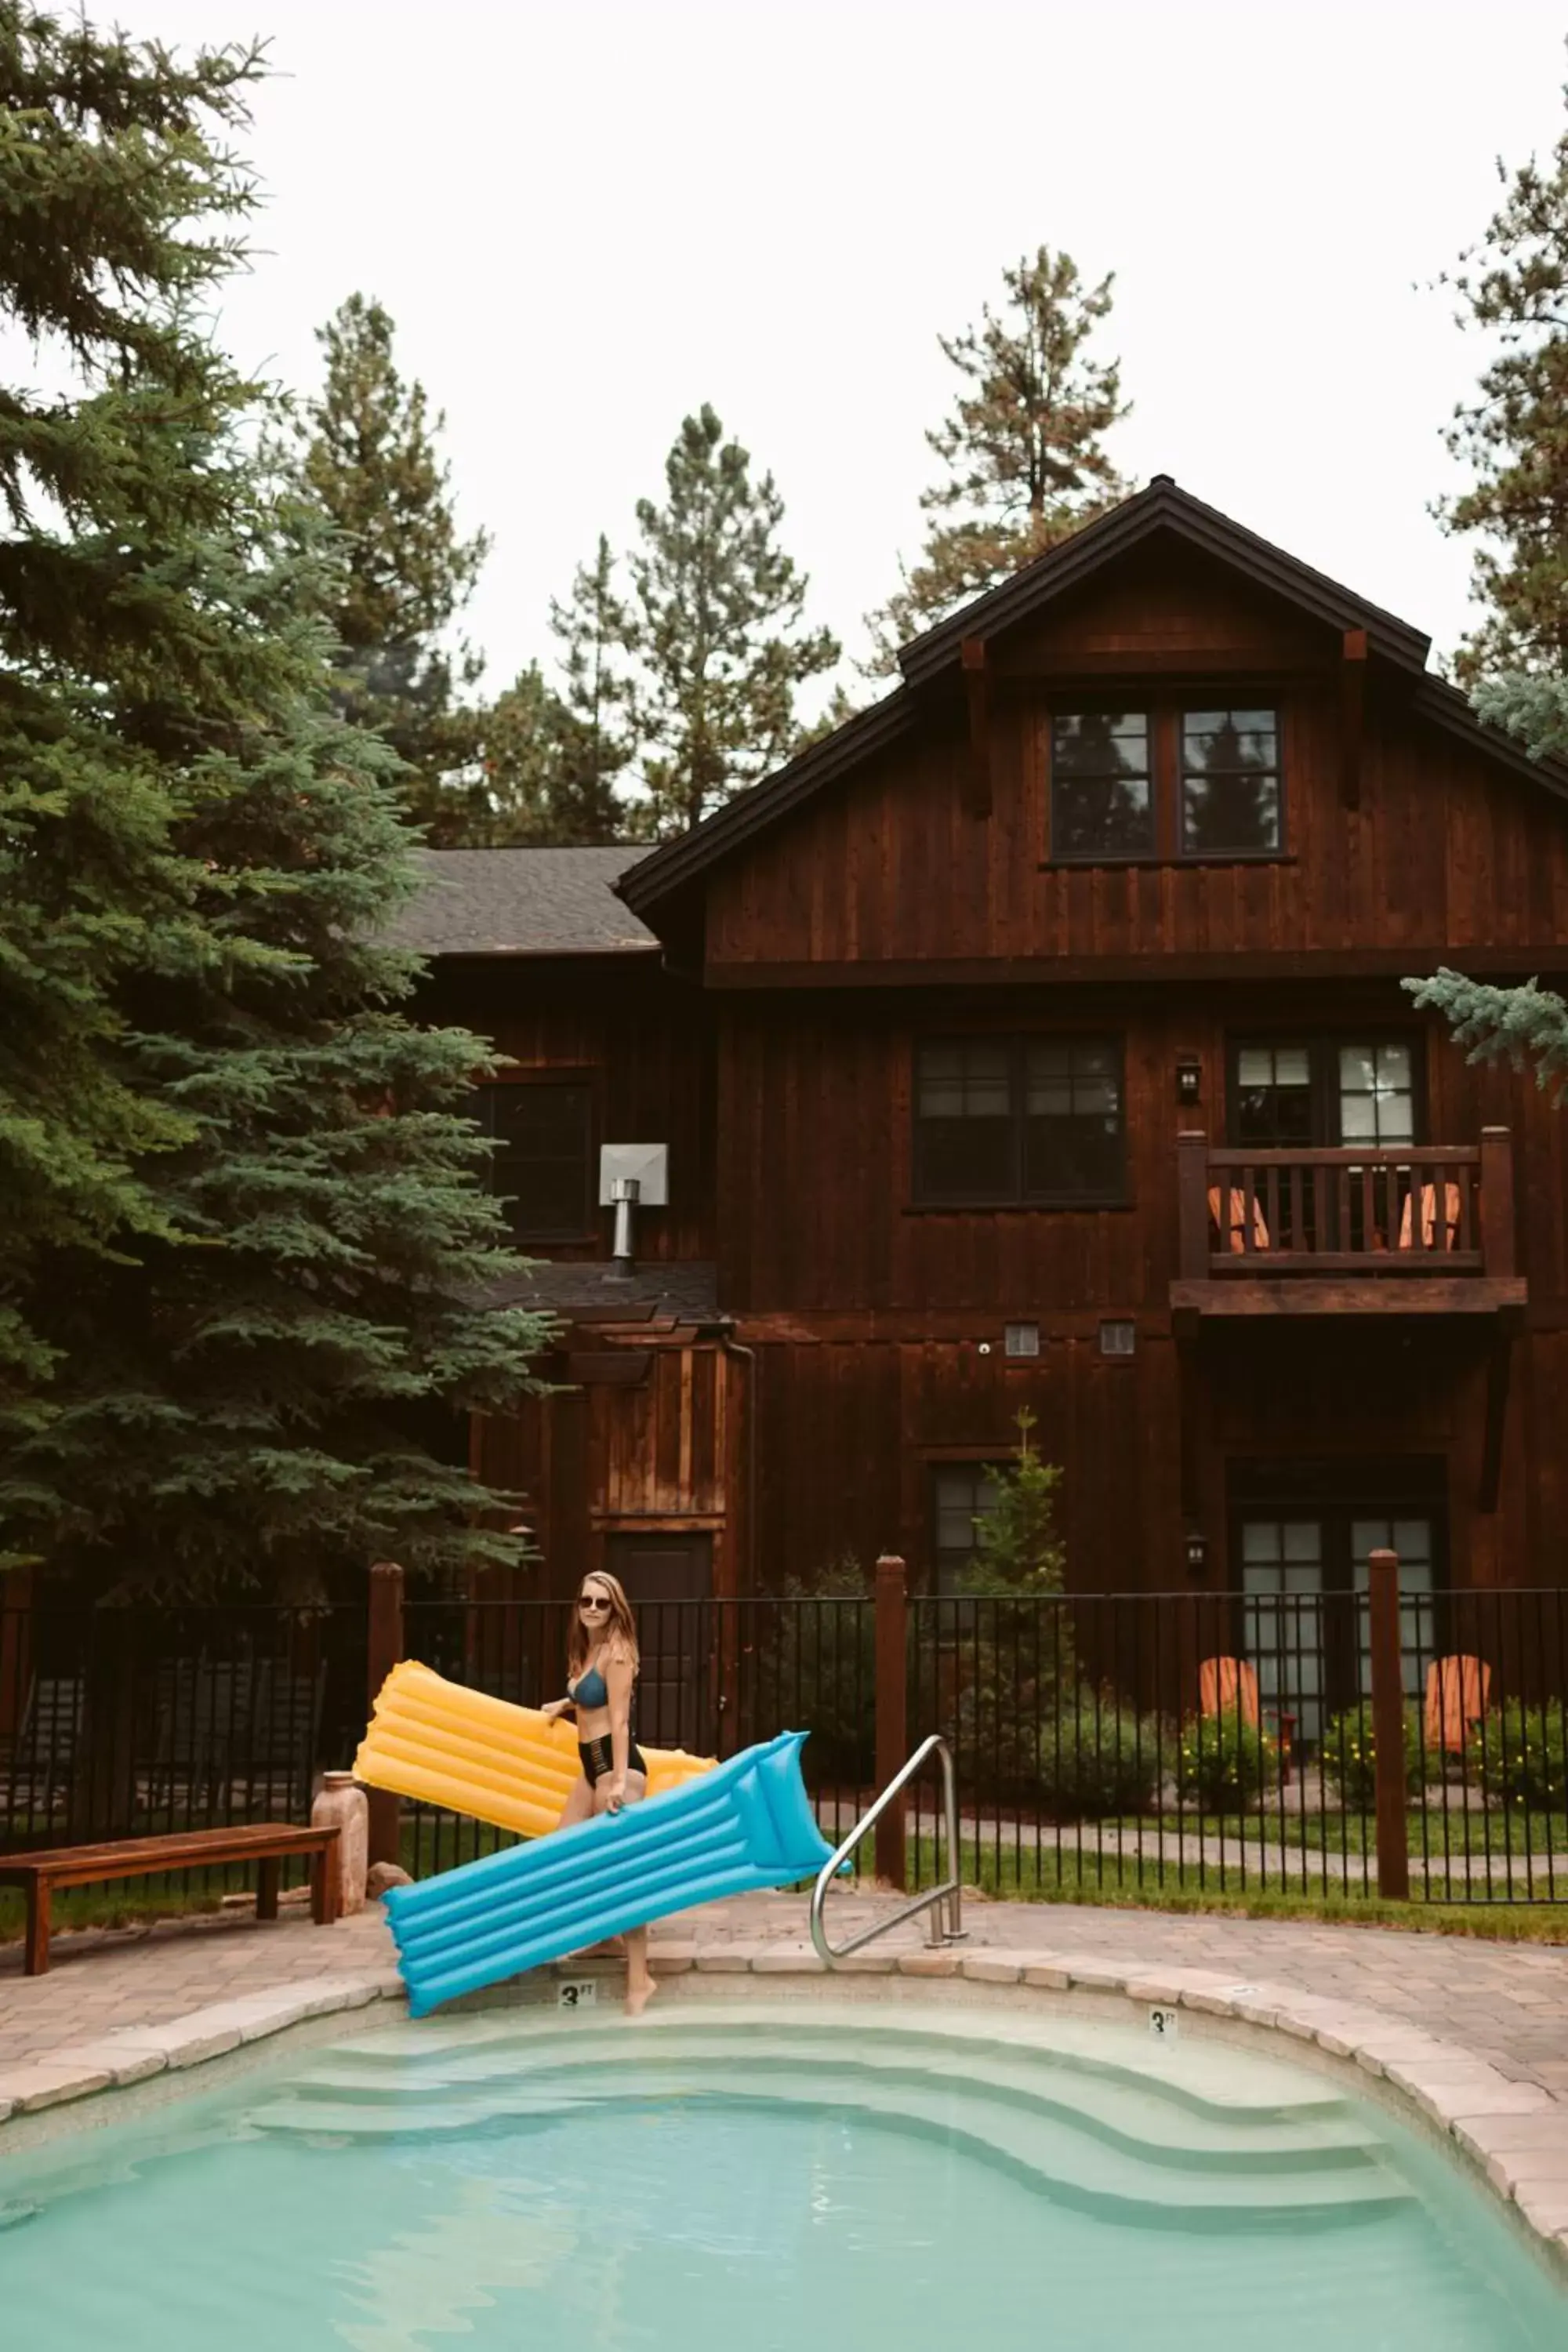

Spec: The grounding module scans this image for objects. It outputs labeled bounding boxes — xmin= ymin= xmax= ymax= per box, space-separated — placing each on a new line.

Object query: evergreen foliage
xmin=1403 ymin=967 xmax=1568 ymax=1099
xmin=283 ymin=292 xmax=490 ymax=841
xmin=866 ymin=246 xmax=1130 ymax=670
xmin=546 ymin=533 xmax=634 ymax=841
xmin=623 ymin=405 xmax=839 ymax=834
xmin=1440 ymin=84 xmax=1568 ymax=683
xmin=0 ymin=9 xmax=552 ymax=1592
xmin=953 ymin=1411 xmax=1076 ymax=1791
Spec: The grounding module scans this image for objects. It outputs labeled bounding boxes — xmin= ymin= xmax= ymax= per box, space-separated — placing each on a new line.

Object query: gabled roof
xmin=617 ymin=475 xmax=1568 ymax=919
xmin=897 ymin=474 xmax=1432 ymax=684
xmin=389 ymin=847 xmax=658 ymax=957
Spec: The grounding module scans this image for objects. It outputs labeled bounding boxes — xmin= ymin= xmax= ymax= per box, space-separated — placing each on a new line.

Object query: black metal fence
xmin=399 ymin=1595 xmax=873 ymax=1876
xmin=5 ymin=1572 xmax=1568 ymax=1906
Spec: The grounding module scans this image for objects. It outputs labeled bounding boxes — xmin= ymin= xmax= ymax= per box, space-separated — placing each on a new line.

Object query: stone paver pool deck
xmin=4 ymin=1889 xmax=1568 ymax=2271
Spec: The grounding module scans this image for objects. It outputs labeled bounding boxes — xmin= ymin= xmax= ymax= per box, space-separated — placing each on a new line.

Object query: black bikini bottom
xmin=579 ymin=1735 xmax=648 ymax=1785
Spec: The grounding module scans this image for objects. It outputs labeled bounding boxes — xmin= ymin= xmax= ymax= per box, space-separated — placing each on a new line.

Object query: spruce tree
xmin=866 ymin=246 xmax=1129 ymax=670
xmin=284 ymin=292 xmax=491 ymax=842
xmin=1440 ymin=82 xmax=1568 ymax=684
xmin=0 ymin=12 xmax=552 ymax=1594
xmin=624 ymin=405 xmax=840 ymax=833
xmin=0 ymin=7 xmax=263 ymax=1553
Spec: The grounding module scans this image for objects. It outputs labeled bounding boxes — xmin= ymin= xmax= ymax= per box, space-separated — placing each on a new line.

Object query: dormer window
xmin=1181 ymin=709 xmax=1281 ymax=855
xmin=1050 ymin=712 xmax=1156 ymax=859
xmin=1045 ymin=702 xmax=1284 ymax=864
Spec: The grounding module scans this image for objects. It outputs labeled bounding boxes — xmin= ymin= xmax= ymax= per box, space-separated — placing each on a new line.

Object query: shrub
xmin=1037 ymin=1689 xmax=1162 ymax=1819
xmin=1320 ymin=1700 xmax=1424 ymax=1809
xmin=1466 ymin=1702 xmax=1568 ymax=1810
xmin=762 ymin=1555 xmax=874 ymax=1779
xmin=1177 ymin=1709 xmax=1279 ymax=1812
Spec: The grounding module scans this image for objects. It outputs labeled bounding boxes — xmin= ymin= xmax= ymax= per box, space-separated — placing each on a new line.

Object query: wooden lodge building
xmin=401 ymin=477 xmax=1568 ymax=1704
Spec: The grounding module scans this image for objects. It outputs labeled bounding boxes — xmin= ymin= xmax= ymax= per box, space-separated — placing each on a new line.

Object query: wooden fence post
xmin=365 ymin=1560 xmax=405 ymax=1867
xmin=874 ymin=1553 xmax=908 ymax=1889
xmin=1367 ymin=1547 xmax=1410 ymax=1901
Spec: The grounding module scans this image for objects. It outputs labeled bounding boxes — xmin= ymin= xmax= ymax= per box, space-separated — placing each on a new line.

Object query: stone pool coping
xmin=4 ymin=1938 xmax=1568 ymax=2282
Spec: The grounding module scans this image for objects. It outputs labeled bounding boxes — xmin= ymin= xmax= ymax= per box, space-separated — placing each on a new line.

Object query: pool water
xmin=1 ymin=2000 xmax=1562 ymax=2350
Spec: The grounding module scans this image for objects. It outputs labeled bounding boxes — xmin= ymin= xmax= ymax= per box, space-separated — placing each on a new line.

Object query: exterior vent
xmin=1098 ymin=1319 xmax=1136 ymax=1358
xmin=598 ymin=1143 xmax=669 ymax=1207
xmin=1004 ymin=1323 xmax=1040 ymax=1359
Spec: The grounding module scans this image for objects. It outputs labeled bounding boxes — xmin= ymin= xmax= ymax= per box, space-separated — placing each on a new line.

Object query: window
xmin=1228 ymin=1037 xmax=1421 ymax=1150
xmin=1181 ymin=708 xmax=1281 ymax=855
xmin=1337 ymin=1044 xmax=1414 ymax=1149
xmin=472 ymin=1081 xmax=593 ymax=1241
xmin=1232 ymin=1483 xmax=1444 ymax=1747
xmin=913 ymin=1038 xmax=1125 ymax=1207
xmin=1233 ymin=1044 xmax=1314 ymax=1149
xmin=1352 ymin=1518 xmax=1437 ymax=1704
xmin=931 ymin=1465 xmax=1001 ymax=1597
xmin=1050 ymin=713 xmax=1155 ymax=859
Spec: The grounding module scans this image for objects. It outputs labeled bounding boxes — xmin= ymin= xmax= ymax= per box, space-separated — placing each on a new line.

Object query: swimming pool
xmin=2 ymin=1998 xmax=1562 ymax=2348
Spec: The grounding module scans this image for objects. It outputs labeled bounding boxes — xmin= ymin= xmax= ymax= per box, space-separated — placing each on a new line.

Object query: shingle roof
xmin=479 ymin=1260 xmax=720 ymax=1320
xmin=388 ymin=847 xmax=659 ymax=957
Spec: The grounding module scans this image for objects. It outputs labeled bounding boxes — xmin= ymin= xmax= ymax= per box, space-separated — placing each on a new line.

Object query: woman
xmin=539 ymin=1571 xmax=656 ymax=2016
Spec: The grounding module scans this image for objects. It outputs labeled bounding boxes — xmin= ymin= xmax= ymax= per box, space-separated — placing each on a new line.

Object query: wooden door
xmin=604 ymin=1533 xmax=714 ymax=1754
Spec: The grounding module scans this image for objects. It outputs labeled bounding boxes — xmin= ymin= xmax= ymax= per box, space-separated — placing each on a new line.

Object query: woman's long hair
xmin=568 ymin=1570 xmax=641 ymax=1677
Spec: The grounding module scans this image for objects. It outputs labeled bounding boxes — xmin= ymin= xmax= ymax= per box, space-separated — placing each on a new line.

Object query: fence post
xmin=1367 ymin=1547 xmax=1410 ymax=1901
xmin=365 ymin=1560 xmax=405 ymax=1867
xmin=874 ymin=1553 xmax=908 ymax=1889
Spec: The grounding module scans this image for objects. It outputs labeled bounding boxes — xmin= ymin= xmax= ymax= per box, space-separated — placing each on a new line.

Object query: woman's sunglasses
xmin=578 ymin=1594 xmax=611 ymax=1613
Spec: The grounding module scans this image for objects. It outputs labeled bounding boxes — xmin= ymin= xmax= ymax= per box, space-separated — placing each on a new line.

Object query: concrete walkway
xmin=3 ymin=1888 xmax=1568 ymax=2266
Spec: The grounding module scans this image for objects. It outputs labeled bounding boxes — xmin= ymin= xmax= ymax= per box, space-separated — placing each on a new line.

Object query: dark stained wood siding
xmin=418 ymin=956 xmax=716 ymax=1264
xmin=705 ymin=561 xmax=1568 ymax=976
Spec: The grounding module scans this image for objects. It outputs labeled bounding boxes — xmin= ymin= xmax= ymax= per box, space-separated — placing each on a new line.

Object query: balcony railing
xmin=1175 ymin=1127 xmax=1517 ymax=1283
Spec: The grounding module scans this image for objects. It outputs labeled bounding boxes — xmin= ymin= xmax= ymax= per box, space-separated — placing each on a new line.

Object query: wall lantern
xmin=1175 ymin=1054 xmax=1202 ymax=1107
xmin=1184 ymin=1527 xmax=1209 ymax=1576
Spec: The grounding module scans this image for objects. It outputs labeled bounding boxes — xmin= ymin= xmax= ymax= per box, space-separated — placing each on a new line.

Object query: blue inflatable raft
xmin=383 ymin=1730 xmax=835 ymax=2016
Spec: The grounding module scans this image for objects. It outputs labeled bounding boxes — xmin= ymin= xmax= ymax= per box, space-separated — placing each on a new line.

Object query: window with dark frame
xmin=1229 ymin=1038 xmax=1420 ymax=1150
xmin=931 ymin=1465 xmax=1002 ymax=1598
xmin=1236 ymin=1507 xmax=1439 ymax=1745
xmin=913 ymin=1037 xmax=1125 ymax=1207
xmin=1180 ymin=708 xmax=1281 ymax=855
xmin=471 ymin=1080 xmax=594 ymax=1242
xmin=1050 ymin=712 xmax=1156 ymax=859
xmin=1044 ymin=701 xmax=1285 ymax=866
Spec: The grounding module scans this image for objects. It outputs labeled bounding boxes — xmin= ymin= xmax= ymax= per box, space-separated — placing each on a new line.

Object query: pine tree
xmin=284 ymin=292 xmax=491 ymax=841
xmin=1440 ymin=84 xmax=1568 ymax=683
xmin=463 ymin=663 xmax=568 ymax=846
xmin=625 ymin=405 xmax=840 ymax=834
xmin=0 ymin=13 xmax=551 ymax=1594
xmin=866 ymin=247 xmax=1130 ymax=671
xmin=547 ymin=535 xmax=633 ymax=840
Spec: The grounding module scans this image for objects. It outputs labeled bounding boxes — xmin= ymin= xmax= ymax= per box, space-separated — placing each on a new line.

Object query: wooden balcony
xmin=1171 ymin=1127 xmax=1527 ymax=1319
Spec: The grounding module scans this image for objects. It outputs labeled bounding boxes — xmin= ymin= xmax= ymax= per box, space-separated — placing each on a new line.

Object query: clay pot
xmin=311 ymin=1770 xmax=369 ymax=1915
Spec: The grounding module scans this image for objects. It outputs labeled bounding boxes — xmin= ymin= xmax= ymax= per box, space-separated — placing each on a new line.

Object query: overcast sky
xmin=97 ymin=1 xmax=1568 ymax=703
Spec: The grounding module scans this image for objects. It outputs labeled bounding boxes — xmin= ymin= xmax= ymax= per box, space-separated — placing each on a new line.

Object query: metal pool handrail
xmin=809 ymin=1733 xmax=967 ymax=1965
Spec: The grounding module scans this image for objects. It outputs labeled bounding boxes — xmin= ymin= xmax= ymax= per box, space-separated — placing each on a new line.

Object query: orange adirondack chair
xmin=1397 ymin=1181 xmax=1464 ymax=1254
xmin=1423 ymin=1654 xmax=1490 ymax=1755
xmin=1207 ymin=1187 xmax=1270 ymax=1255
xmin=1198 ymin=1655 xmax=1261 ymax=1727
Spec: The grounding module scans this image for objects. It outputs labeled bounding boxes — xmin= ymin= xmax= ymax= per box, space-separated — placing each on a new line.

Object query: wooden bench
xmin=0 ymin=1821 xmax=341 ymax=1976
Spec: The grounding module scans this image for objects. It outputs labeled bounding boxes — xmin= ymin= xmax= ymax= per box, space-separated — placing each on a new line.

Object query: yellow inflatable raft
xmin=354 ymin=1659 xmax=716 ymax=1840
